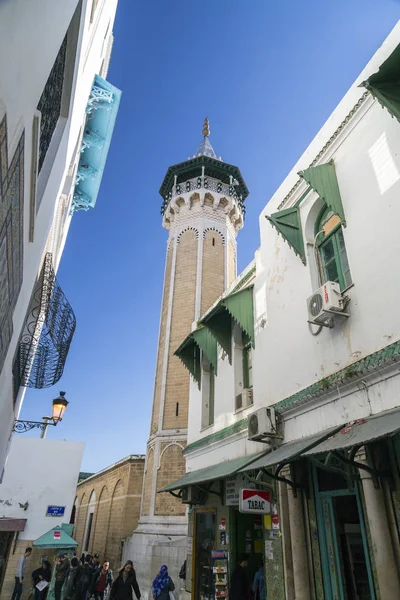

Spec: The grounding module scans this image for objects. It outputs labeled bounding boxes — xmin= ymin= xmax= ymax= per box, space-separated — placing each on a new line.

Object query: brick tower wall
xmin=201 ymin=229 xmax=225 ymax=314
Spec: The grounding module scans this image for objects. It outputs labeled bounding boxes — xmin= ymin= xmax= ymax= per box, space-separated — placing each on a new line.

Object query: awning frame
xmin=167 ymin=479 xmax=224 ymax=502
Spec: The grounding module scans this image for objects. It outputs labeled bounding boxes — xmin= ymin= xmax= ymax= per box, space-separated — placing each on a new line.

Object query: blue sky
xmin=21 ymin=0 xmax=399 ymax=473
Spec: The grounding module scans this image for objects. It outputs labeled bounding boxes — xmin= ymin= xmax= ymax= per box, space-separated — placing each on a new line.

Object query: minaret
xmin=128 ymin=120 xmax=248 ymax=592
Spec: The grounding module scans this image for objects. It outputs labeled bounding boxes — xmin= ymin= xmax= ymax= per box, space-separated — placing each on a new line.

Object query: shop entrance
xmin=0 ymin=532 xmax=13 ymax=594
xmin=313 ymin=465 xmax=375 ymax=600
xmin=233 ymin=511 xmax=264 ymax=595
xmin=194 ymin=509 xmax=216 ymax=600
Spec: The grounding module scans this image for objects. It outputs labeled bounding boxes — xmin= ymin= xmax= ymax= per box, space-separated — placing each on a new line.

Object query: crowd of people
xmin=11 ymin=548 xmax=175 ymax=600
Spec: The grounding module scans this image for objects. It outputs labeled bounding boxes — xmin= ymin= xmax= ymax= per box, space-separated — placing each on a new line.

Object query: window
xmin=317 ymin=208 xmax=352 ymax=291
xmin=202 ymin=360 xmax=215 ymax=428
xmin=243 ymin=342 xmax=253 ymax=390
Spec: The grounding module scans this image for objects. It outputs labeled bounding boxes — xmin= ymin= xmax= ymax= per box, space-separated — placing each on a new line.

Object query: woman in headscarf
xmin=32 ymin=561 xmax=52 ymax=600
xmin=109 ymin=561 xmax=140 ymax=600
xmin=152 ymin=565 xmax=175 ymax=600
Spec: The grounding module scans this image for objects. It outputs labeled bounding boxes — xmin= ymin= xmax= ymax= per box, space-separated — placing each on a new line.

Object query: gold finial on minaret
xmin=202 ymin=117 xmax=210 ymax=137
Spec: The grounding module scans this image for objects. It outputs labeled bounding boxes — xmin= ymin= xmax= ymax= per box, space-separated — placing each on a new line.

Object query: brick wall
xmin=154 ymin=443 xmax=186 ymax=516
xmin=163 ymin=229 xmax=198 ymax=431
xmin=201 ymin=230 xmax=225 ymax=314
xmin=73 ymin=457 xmax=144 ymax=571
xmin=228 ymin=239 xmax=237 ymax=286
xmin=141 ymin=447 xmax=154 ymax=517
xmin=150 ymin=245 xmax=173 ymax=435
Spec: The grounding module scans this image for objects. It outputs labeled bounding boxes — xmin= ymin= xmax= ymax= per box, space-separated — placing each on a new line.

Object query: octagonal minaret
xmin=128 ymin=120 xmax=249 ymax=591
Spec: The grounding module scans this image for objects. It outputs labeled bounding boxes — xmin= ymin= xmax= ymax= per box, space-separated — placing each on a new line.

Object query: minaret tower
xmin=129 ymin=120 xmax=249 ymax=590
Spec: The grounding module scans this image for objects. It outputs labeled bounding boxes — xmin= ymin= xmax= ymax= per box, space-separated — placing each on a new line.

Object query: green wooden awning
xmin=266 ymin=206 xmax=306 ymax=264
xmin=202 ymin=286 xmax=255 ymax=362
xmin=175 ymin=326 xmax=218 ymax=388
xmin=361 ymin=43 xmax=400 ymax=123
xmin=299 ymin=162 xmax=345 ymax=224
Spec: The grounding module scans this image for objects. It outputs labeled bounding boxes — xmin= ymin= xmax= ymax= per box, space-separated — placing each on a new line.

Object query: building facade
xmin=73 ymin=455 xmax=145 ymax=572
xmin=0 ymin=437 xmax=84 ymax=600
xmin=161 ymin=22 xmax=400 ymax=600
xmin=0 ymin=0 xmax=121 ymax=473
xmin=123 ymin=121 xmax=249 ymax=596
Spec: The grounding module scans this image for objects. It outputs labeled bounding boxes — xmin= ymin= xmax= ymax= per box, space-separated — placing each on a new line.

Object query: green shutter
xmin=175 ymin=338 xmax=201 ymax=388
xmin=266 ymin=206 xmax=306 ymax=264
xmin=222 ymin=286 xmax=255 ymax=347
xmin=203 ymin=307 xmax=233 ymax=363
xmin=299 ymin=162 xmax=345 ymax=224
xmin=361 ymin=43 xmax=400 ymax=123
xmin=192 ymin=327 xmax=218 ymax=374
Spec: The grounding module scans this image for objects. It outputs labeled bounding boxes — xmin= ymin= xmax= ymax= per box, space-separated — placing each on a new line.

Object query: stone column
xmin=359 ymin=459 xmax=400 ymax=597
xmin=286 ymin=485 xmax=311 ymax=599
xmin=278 ymin=480 xmax=294 ymax=599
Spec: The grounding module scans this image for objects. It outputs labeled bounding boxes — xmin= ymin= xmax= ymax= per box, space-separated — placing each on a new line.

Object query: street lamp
xmin=13 ymin=391 xmax=69 ymax=438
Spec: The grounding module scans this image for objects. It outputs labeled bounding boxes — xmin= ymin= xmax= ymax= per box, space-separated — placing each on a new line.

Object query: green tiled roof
xmin=78 ymin=472 xmax=94 ymax=482
xmin=274 ymin=338 xmax=400 ymax=411
xmin=184 ymin=418 xmax=248 ymax=455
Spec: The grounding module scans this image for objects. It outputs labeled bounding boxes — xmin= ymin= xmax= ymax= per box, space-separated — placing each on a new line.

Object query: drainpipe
xmin=358 ymin=457 xmax=400 ymax=597
xmin=286 ymin=486 xmax=311 ymax=599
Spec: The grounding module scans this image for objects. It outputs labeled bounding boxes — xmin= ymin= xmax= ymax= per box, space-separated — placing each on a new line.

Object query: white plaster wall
xmin=186 ymin=20 xmax=400 ymax=472
xmin=0 ymin=0 xmax=118 ymax=471
xmin=0 ymin=437 xmax=84 ymax=541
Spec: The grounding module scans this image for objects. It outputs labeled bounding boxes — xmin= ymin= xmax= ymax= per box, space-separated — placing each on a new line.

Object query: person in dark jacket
xmin=75 ymin=556 xmax=94 ymax=600
xmin=91 ymin=561 xmax=113 ymax=600
xmin=55 ymin=555 xmax=70 ymax=600
xmin=32 ymin=561 xmax=52 ymax=600
xmin=230 ymin=555 xmax=248 ymax=600
xmin=109 ymin=562 xmax=140 ymax=600
xmin=152 ymin=565 xmax=174 ymax=600
xmin=64 ymin=558 xmax=80 ymax=600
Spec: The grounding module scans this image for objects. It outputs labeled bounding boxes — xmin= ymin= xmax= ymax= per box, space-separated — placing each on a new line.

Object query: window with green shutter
xmin=316 ymin=207 xmax=352 ymax=291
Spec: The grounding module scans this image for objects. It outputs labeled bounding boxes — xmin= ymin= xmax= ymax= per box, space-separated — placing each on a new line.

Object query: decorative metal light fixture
xmin=13 ymin=391 xmax=69 ymax=437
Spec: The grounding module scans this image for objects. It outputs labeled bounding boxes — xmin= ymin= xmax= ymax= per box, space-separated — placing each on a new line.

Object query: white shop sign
xmin=225 ymin=474 xmax=255 ymax=506
xmin=239 ymin=489 xmax=271 ymax=514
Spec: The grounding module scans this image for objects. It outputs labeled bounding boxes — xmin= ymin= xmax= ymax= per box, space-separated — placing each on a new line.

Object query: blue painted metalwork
xmin=71 ymin=74 xmax=121 ymax=213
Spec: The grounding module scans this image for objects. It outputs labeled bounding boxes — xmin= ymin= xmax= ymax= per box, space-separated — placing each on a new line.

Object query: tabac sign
xmin=239 ymin=489 xmax=271 ymax=514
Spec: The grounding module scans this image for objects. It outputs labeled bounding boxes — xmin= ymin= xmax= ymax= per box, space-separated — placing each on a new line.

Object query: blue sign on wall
xmin=46 ymin=506 xmax=66 ymax=517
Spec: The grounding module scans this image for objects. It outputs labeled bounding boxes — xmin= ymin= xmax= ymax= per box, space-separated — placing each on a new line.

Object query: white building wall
xmin=186 ymin=20 xmax=400 ymax=472
xmin=0 ymin=0 xmax=118 ymax=472
xmin=0 ymin=437 xmax=84 ymax=541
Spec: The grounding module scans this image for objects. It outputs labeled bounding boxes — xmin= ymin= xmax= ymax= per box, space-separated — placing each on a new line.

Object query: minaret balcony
xmin=161 ymin=175 xmax=245 ymax=215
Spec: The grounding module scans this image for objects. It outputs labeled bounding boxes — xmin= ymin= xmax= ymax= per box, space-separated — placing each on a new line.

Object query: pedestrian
xmin=64 ymin=557 xmax=80 ymax=600
xmin=152 ymin=565 xmax=174 ymax=600
xmin=55 ymin=554 xmax=69 ymax=600
xmin=230 ymin=555 xmax=248 ymax=600
xmin=91 ymin=561 xmax=113 ymax=600
xmin=91 ymin=556 xmax=100 ymax=571
xmin=11 ymin=547 xmax=32 ymax=600
xmin=109 ymin=561 xmax=140 ymax=600
xmin=75 ymin=555 xmax=94 ymax=600
xmin=32 ymin=561 xmax=52 ymax=600
xmin=252 ymin=559 xmax=265 ymax=600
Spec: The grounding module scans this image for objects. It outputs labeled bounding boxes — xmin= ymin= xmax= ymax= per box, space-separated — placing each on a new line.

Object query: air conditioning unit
xmin=248 ymin=407 xmax=279 ymax=441
xmin=181 ymin=486 xmax=205 ymax=505
xmin=307 ymin=281 xmax=344 ymax=324
xmin=236 ymin=389 xmax=253 ymax=411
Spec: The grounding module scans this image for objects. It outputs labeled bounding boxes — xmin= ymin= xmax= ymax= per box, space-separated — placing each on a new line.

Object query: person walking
xmin=32 ymin=561 xmax=52 ymax=600
xmin=91 ymin=561 xmax=113 ymax=600
xmin=11 ymin=547 xmax=32 ymax=600
xmin=252 ymin=560 xmax=265 ymax=600
xmin=152 ymin=565 xmax=174 ymax=600
xmin=75 ymin=556 xmax=94 ymax=600
xmin=91 ymin=556 xmax=100 ymax=571
xmin=109 ymin=561 xmax=140 ymax=600
xmin=64 ymin=557 xmax=80 ymax=600
xmin=230 ymin=555 xmax=248 ymax=600
xmin=55 ymin=554 xmax=69 ymax=600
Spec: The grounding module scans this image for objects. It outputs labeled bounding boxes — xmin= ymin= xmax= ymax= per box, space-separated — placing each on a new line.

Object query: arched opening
xmin=315 ymin=205 xmax=352 ymax=291
xmin=83 ymin=490 xmax=96 ymax=552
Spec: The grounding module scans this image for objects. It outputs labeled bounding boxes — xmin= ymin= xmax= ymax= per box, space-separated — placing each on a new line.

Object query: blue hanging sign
xmin=46 ymin=506 xmax=66 ymax=517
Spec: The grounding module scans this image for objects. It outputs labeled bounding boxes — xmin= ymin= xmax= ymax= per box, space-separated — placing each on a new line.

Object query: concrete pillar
xmin=359 ymin=461 xmax=400 ymax=598
xmin=286 ymin=486 xmax=311 ymax=600
xmin=278 ymin=481 xmax=294 ymax=599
